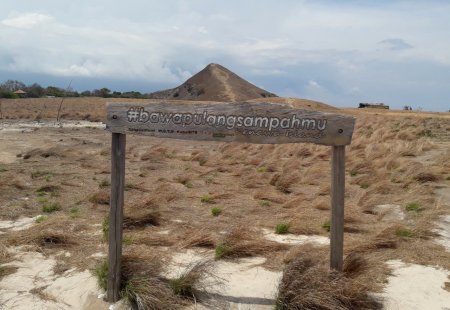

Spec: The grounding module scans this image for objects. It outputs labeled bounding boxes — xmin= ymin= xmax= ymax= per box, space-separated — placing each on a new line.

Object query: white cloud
xmin=251 ymin=69 xmax=285 ymax=76
xmin=1 ymin=12 xmax=52 ymax=29
xmin=348 ymin=87 xmax=361 ymax=94
xmin=308 ymin=80 xmax=322 ymax=88
xmin=198 ymin=26 xmax=208 ymax=34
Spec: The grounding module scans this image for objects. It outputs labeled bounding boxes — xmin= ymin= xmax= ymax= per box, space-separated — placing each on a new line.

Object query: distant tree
xmin=113 ymin=91 xmax=122 ymax=96
xmin=100 ymin=87 xmax=111 ymax=98
xmin=81 ymin=90 xmax=92 ymax=97
xmin=26 ymin=83 xmax=45 ymax=98
xmin=92 ymin=89 xmax=102 ymax=97
xmin=0 ymin=80 xmax=26 ymax=92
xmin=45 ymin=86 xmax=66 ymax=97
xmin=0 ymin=90 xmax=19 ymax=99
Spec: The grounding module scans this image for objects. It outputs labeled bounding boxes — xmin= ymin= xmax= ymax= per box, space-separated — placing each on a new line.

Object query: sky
xmin=0 ymin=0 xmax=449 ymax=111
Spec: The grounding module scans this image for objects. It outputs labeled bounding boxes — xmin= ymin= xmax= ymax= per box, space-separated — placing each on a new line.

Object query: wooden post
xmin=330 ymin=145 xmax=345 ymax=271
xmin=107 ymin=133 xmax=126 ymax=302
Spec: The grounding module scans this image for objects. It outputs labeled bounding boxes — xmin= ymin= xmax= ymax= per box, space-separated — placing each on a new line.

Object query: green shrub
xmin=275 ymin=223 xmax=289 ymax=234
xmin=32 ymin=170 xmax=42 ymax=178
xmin=200 ymin=195 xmax=211 ymax=203
xmin=349 ymin=170 xmax=357 ymax=177
xmin=215 ymin=242 xmax=231 ymax=259
xmin=184 ymin=183 xmax=192 ymax=188
xmin=197 ymin=88 xmax=205 ymax=95
xmin=397 ymin=229 xmax=414 ymax=237
xmin=99 ymin=180 xmax=111 ymax=188
xmin=125 ymin=183 xmax=136 ymax=190
xmin=70 ymin=207 xmax=80 ymax=218
xmin=94 ymin=260 xmax=108 ymax=290
xmin=42 ymin=203 xmax=62 ymax=213
xmin=45 ymin=174 xmax=53 ymax=182
xmin=405 ymin=202 xmax=420 ymax=211
xmin=359 ymin=182 xmax=369 ymax=189
xmin=322 ymin=220 xmax=331 ymax=231
xmin=211 ymin=208 xmax=222 ymax=216
xmin=35 ymin=215 xmax=47 ymax=223
xmin=102 ymin=215 xmax=109 ymax=241
xmin=173 ymin=91 xmax=179 ymax=97
xmin=50 ymin=190 xmax=60 ymax=197
xmin=258 ymin=200 xmax=270 ymax=206
xmin=38 ymin=197 xmax=47 ymax=203
xmin=256 ymin=167 xmax=267 ymax=172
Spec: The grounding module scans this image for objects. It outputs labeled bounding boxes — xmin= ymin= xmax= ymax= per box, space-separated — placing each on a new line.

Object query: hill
xmin=149 ymin=63 xmax=277 ymax=102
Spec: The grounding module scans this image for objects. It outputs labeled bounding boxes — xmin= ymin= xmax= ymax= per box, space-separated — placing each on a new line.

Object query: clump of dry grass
xmin=275 ymin=249 xmax=381 ymax=310
xmin=96 ymin=246 xmax=188 ymax=310
xmin=169 ymin=259 xmax=223 ymax=300
xmin=140 ymin=146 xmax=169 ymax=162
xmin=123 ymin=210 xmax=160 ymax=229
xmin=181 ymin=231 xmax=216 ymax=249
xmin=270 ymin=171 xmax=301 ymax=193
xmin=8 ymin=216 xmax=76 ymax=248
xmin=89 ymin=189 xmax=110 ymax=205
xmin=23 ymin=147 xmax=68 ymax=160
xmin=215 ymin=225 xmax=289 ymax=259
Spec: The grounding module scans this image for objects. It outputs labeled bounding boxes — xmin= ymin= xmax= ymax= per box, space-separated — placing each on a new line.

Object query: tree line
xmin=0 ymin=80 xmax=150 ymax=99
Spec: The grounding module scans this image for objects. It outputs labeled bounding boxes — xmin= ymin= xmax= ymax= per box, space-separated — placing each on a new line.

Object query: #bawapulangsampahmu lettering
xmin=126 ymin=108 xmax=327 ymax=132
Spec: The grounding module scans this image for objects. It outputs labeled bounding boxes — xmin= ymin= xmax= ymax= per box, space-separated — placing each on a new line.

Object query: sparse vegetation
xmin=35 ymin=215 xmax=47 ymax=223
xmin=258 ymin=200 xmax=270 ymax=206
xmin=275 ymin=223 xmax=289 ymax=234
xmin=322 ymin=220 xmax=331 ymax=231
xmin=200 ymin=195 xmax=211 ymax=203
xmin=42 ymin=203 xmax=62 ymax=213
xmin=405 ymin=201 xmax=420 ymax=211
xmin=70 ymin=207 xmax=80 ymax=218
xmin=99 ymin=180 xmax=111 ymax=188
xmin=211 ymin=207 xmax=222 ymax=216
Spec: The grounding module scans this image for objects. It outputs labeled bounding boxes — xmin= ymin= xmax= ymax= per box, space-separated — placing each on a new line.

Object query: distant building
xmin=358 ymin=103 xmax=389 ymax=109
xmin=13 ymin=90 xmax=26 ymax=98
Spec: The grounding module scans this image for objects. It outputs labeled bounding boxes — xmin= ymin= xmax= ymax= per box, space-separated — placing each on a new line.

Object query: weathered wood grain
xmin=330 ymin=145 xmax=345 ymax=271
xmin=107 ymin=133 xmax=126 ymax=302
xmin=106 ymin=101 xmax=355 ymax=146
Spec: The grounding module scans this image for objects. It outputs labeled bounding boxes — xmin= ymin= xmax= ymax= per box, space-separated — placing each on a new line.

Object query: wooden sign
xmin=106 ymin=101 xmax=355 ymax=146
xmin=105 ymin=100 xmax=354 ymax=302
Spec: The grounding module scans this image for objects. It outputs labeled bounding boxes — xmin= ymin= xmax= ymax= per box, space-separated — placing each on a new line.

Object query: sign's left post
xmin=107 ymin=132 xmax=126 ymax=302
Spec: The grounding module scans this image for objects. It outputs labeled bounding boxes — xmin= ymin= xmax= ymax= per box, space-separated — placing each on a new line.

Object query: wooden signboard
xmin=106 ymin=101 xmax=354 ymax=146
xmin=105 ymin=101 xmax=355 ymax=302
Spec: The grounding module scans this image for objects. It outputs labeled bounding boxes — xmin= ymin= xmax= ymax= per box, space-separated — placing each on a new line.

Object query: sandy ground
xmin=2 ymin=120 xmax=450 ymax=309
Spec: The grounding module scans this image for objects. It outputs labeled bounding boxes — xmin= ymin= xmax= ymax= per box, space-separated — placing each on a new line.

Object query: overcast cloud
xmin=0 ymin=0 xmax=449 ymax=110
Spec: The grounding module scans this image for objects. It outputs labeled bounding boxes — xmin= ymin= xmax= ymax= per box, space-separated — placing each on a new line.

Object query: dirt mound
xmin=248 ymin=97 xmax=340 ymax=113
xmin=149 ymin=63 xmax=277 ymax=102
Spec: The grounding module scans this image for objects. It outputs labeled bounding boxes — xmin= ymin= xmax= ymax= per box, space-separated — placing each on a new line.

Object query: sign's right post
xmin=330 ymin=145 xmax=346 ymax=271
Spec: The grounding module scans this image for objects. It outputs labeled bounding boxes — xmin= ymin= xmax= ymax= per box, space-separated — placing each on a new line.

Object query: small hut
xmin=13 ymin=90 xmax=26 ymax=98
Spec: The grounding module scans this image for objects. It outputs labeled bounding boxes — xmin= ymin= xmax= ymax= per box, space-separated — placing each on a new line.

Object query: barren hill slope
xmin=149 ymin=63 xmax=277 ymax=102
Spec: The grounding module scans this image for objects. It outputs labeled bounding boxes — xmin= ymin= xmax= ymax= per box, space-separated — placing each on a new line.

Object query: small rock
xmin=98 ymin=293 xmax=105 ymax=299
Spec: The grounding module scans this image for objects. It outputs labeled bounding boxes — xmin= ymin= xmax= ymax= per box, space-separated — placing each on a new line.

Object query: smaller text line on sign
xmin=106 ymin=101 xmax=355 ymax=146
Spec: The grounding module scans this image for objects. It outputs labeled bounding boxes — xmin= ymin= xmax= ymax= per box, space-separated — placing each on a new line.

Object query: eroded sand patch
xmin=0 ymin=216 xmax=40 ymax=232
xmin=261 ymin=229 xmax=329 ymax=246
xmin=0 ymin=250 xmax=117 ymax=310
xmin=167 ymin=250 xmax=280 ymax=309
xmin=378 ymin=260 xmax=450 ymax=310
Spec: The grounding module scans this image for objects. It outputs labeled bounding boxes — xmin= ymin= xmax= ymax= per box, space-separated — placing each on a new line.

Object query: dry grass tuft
xmin=215 ymin=225 xmax=289 ymax=259
xmin=123 ymin=210 xmax=160 ymax=229
xmin=181 ymin=231 xmax=216 ymax=249
xmin=8 ymin=216 xmax=76 ymax=248
xmin=275 ymin=251 xmax=381 ymax=310
xmin=89 ymin=189 xmax=110 ymax=205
